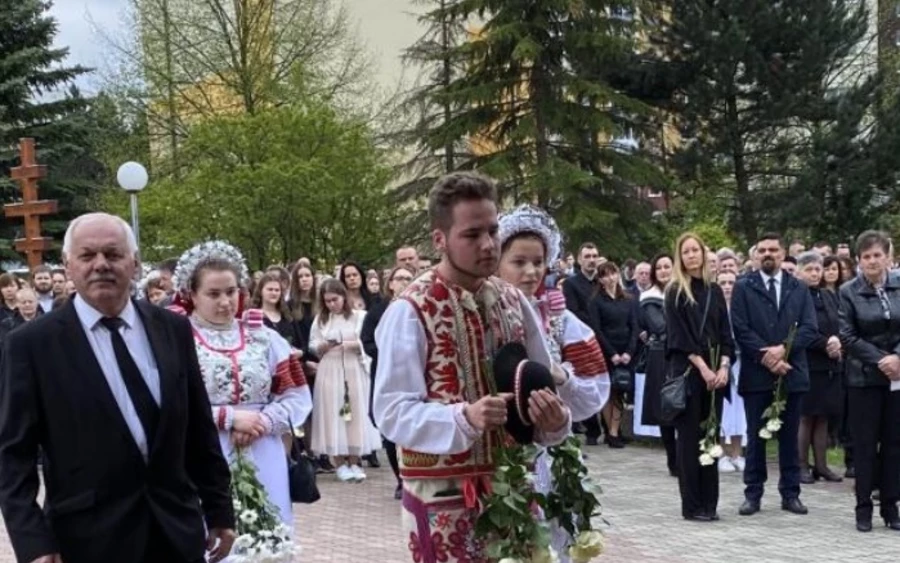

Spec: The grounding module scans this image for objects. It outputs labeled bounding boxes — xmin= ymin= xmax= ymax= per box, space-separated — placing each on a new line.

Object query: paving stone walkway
xmin=0 ymin=443 xmax=896 ymax=562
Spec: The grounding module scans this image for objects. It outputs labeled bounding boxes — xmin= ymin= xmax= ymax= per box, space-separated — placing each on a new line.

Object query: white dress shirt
xmin=74 ymin=295 xmax=161 ymax=461
xmin=759 ymin=270 xmax=784 ymax=308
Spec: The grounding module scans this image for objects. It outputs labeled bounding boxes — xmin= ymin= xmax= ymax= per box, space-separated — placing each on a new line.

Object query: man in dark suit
xmin=731 ymin=232 xmax=818 ymax=517
xmin=0 ymin=213 xmax=235 ymax=563
xmin=563 ymin=242 xmax=601 ymax=324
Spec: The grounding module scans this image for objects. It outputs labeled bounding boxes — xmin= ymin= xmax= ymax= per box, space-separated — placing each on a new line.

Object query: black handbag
xmin=286 ymin=418 xmax=320 ymax=504
xmin=659 ymin=289 xmax=712 ymax=423
xmin=611 ymin=365 xmax=634 ymax=393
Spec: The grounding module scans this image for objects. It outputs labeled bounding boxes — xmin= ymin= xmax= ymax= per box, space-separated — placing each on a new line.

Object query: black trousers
xmin=661 ymin=425 xmax=677 ymax=473
xmin=674 ymin=378 xmax=723 ymax=518
xmin=847 ymin=386 xmax=900 ymax=521
xmin=143 ymin=518 xmax=205 ymax=563
xmin=743 ymin=390 xmax=803 ymax=503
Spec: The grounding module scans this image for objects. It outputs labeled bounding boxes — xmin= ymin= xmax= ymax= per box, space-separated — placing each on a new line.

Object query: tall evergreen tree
xmin=402 ymin=0 xmax=666 ymax=257
xmin=654 ymin=0 xmax=870 ymax=243
xmin=0 ymin=0 xmax=92 ymax=262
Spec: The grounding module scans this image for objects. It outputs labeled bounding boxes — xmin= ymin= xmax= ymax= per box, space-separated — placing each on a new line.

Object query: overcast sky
xmin=49 ymin=0 xmax=422 ymax=93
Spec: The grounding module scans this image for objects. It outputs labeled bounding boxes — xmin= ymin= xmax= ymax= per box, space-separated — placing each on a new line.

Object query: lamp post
xmin=116 ymin=162 xmax=149 ymax=250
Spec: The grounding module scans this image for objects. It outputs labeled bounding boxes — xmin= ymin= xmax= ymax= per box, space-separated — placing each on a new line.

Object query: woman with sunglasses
xmin=838 ymin=230 xmax=900 ymax=532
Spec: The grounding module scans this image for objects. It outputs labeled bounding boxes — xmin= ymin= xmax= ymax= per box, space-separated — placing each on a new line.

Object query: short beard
xmin=761 ymin=260 xmax=777 ymax=275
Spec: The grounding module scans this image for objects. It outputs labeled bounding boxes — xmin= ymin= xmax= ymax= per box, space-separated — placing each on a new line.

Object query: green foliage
xmin=655 ymin=0 xmax=871 ymax=244
xmin=0 ymin=0 xmax=94 ymax=262
xmin=544 ymin=436 xmax=603 ymax=539
xmin=475 ymin=443 xmax=551 ymax=560
xmin=129 ymin=98 xmax=396 ymax=268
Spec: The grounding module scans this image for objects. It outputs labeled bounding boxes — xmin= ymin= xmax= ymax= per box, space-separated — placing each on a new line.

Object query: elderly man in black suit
xmin=731 ymin=233 xmax=818 ymax=517
xmin=0 ymin=213 xmax=235 ymax=563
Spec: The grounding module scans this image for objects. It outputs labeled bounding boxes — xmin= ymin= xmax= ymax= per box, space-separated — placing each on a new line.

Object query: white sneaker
xmin=350 ymin=464 xmax=366 ymax=482
xmin=336 ymin=465 xmax=354 ymax=482
xmin=731 ymin=456 xmax=746 ymax=472
xmin=718 ymin=456 xmax=736 ymax=473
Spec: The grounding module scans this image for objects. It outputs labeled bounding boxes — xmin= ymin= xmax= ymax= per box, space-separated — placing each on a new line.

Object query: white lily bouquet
xmin=759 ymin=323 xmax=798 ymax=441
xmin=699 ymin=344 xmax=725 ymax=466
xmin=230 ymin=448 xmax=297 ymax=562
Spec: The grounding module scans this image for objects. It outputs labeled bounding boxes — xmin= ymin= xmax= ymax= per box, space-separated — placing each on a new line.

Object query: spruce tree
xmin=401 ymin=0 xmax=666 ymax=257
xmin=0 ymin=0 xmax=92 ymax=262
xmin=655 ymin=0 xmax=870 ymax=243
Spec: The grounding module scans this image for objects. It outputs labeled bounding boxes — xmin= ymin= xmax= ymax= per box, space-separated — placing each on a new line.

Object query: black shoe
xmin=739 ymin=500 xmax=760 ymax=516
xmin=317 ymin=455 xmax=336 ymax=474
xmin=585 ymin=436 xmax=599 ymax=446
xmin=607 ymin=436 xmax=625 ymax=449
xmin=683 ymin=513 xmax=713 ymax=522
xmin=708 ymin=512 xmax=720 ymax=521
xmin=812 ymin=466 xmax=843 ymax=483
xmin=365 ymin=452 xmax=381 ymax=469
xmin=394 ymin=484 xmax=403 ymax=500
xmin=885 ymin=519 xmax=900 ymax=531
xmin=781 ymin=498 xmax=808 ymax=515
xmin=800 ymin=467 xmax=816 ymax=485
xmin=844 ymin=466 xmax=856 ymax=479
xmin=857 ymin=520 xmax=873 ymax=533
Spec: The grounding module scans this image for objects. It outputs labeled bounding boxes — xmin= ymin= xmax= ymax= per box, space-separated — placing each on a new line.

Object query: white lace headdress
xmin=498 ymin=204 xmax=562 ymax=266
xmin=173 ymin=240 xmax=250 ymax=295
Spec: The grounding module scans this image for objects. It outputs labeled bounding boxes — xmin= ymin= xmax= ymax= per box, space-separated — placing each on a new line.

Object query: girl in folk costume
xmin=170 ymin=242 xmax=312 ymax=529
xmin=497 ymin=205 xmax=610 ymax=561
xmin=309 ymin=278 xmax=380 ymax=483
xmin=373 ymin=172 xmax=571 ymax=563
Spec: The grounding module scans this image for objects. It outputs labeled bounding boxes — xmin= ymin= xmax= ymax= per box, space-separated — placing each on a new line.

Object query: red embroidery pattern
xmin=271 ymin=356 xmax=308 ymax=395
xmin=563 ymin=337 xmax=608 ymax=376
xmin=398 ymin=271 xmax=527 ymax=480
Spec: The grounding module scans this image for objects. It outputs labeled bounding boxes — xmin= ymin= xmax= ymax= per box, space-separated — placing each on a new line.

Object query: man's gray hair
xmin=717 ymin=247 xmax=738 ymax=263
xmin=797 ymin=250 xmax=823 ymax=269
xmin=62 ymin=213 xmax=139 ymax=259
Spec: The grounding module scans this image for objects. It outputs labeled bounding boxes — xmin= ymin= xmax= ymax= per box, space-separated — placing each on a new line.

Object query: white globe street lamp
xmin=116 ymin=162 xmax=149 ymax=251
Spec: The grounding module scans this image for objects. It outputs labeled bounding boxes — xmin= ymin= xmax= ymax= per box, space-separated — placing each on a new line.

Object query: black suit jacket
xmin=731 ymin=271 xmax=818 ymax=395
xmin=0 ymin=299 xmax=234 ymax=563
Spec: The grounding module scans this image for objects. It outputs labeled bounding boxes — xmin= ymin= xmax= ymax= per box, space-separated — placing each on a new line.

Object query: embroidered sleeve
xmin=561 ymin=312 xmax=609 ymax=377
xmin=260 ymin=327 xmax=313 ymax=433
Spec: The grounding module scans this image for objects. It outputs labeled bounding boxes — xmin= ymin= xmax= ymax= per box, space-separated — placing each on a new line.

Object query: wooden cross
xmin=4 ymin=138 xmax=58 ymax=269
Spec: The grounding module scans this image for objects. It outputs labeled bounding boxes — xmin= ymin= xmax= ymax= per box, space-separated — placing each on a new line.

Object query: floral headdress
xmin=170 ymin=241 xmax=251 ymax=316
xmin=497 ymin=205 xmax=562 ymax=267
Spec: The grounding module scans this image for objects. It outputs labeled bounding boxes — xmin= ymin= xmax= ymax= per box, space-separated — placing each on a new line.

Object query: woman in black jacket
xmin=589 ymin=261 xmax=638 ymax=448
xmin=838 ymin=230 xmax=900 ymax=532
xmin=665 ymin=233 xmax=733 ymax=522
xmin=360 ymin=265 xmax=414 ymax=499
xmin=795 ymin=251 xmax=844 ymax=484
xmin=639 ymin=254 xmax=677 ymax=475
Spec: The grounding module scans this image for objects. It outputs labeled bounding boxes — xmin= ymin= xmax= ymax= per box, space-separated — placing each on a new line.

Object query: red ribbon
xmin=462 ymin=476 xmax=494 ymax=511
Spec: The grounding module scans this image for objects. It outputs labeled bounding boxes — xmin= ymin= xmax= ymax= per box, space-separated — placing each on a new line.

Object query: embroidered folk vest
xmin=399 ymin=270 xmax=527 ymax=480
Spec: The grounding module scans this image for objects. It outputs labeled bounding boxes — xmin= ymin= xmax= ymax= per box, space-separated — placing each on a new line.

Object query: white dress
xmin=721 ymin=354 xmax=747 ymax=444
xmin=309 ymin=310 xmax=380 ymax=457
xmin=192 ymin=314 xmax=312 ymax=527
xmin=531 ymin=292 xmax=609 ymax=563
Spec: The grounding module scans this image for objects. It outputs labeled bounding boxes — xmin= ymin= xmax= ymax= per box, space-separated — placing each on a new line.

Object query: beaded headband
xmin=498 ymin=204 xmax=562 ymax=267
xmin=173 ymin=240 xmax=250 ymax=296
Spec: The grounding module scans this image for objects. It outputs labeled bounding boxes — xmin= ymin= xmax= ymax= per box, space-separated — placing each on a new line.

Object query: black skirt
xmin=641 ymin=342 xmax=671 ymax=427
xmin=801 ymin=368 xmax=844 ymax=417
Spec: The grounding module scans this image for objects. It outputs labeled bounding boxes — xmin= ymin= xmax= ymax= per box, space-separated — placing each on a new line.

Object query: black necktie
xmin=99 ymin=317 xmax=159 ymax=450
xmin=768 ymin=278 xmax=778 ymax=308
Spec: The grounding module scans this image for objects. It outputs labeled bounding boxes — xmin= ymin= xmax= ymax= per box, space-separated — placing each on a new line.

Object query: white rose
xmin=498 ymin=558 xmax=525 ymax=563
xmin=531 ymin=547 xmax=560 ymax=563
xmin=699 ymin=453 xmax=715 ymax=466
xmin=766 ymin=419 xmax=782 ymax=432
xmin=709 ymin=444 xmax=724 ymax=459
xmin=759 ymin=428 xmax=773 ymax=440
xmin=239 ymin=509 xmax=258 ymax=525
xmin=569 ymin=530 xmax=604 ymax=562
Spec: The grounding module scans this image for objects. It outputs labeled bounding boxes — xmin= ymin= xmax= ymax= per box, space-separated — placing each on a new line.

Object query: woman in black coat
xmin=794 ymin=251 xmax=844 ymax=484
xmin=665 ymin=233 xmax=733 ymax=522
xmin=639 ymin=254 xmax=677 ymax=476
xmin=360 ymin=265 xmax=415 ymax=499
xmin=838 ymin=230 xmax=900 ymax=532
xmin=589 ymin=261 xmax=639 ymax=448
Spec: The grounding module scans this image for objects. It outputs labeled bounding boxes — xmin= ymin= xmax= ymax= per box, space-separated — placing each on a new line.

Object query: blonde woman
xmin=665 ymin=233 xmax=733 ymax=521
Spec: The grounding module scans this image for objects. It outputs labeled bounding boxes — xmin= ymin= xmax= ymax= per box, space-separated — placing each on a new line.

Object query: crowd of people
xmin=0 ymin=171 xmax=897 ymax=563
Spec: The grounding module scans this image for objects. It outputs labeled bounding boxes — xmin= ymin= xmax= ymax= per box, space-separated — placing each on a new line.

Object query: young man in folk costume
xmin=374 ymin=173 xmax=571 ymax=563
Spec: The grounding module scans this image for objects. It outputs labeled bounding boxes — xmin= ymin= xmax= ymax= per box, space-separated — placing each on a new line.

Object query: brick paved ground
xmin=1 ymin=443 xmax=897 ymax=562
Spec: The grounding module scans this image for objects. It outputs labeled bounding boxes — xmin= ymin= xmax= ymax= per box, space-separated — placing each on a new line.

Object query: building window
xmin=610 ymin=7 xmax=634 ymax=21
xmin=612 ymin=127 xmax=639 ymax=153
